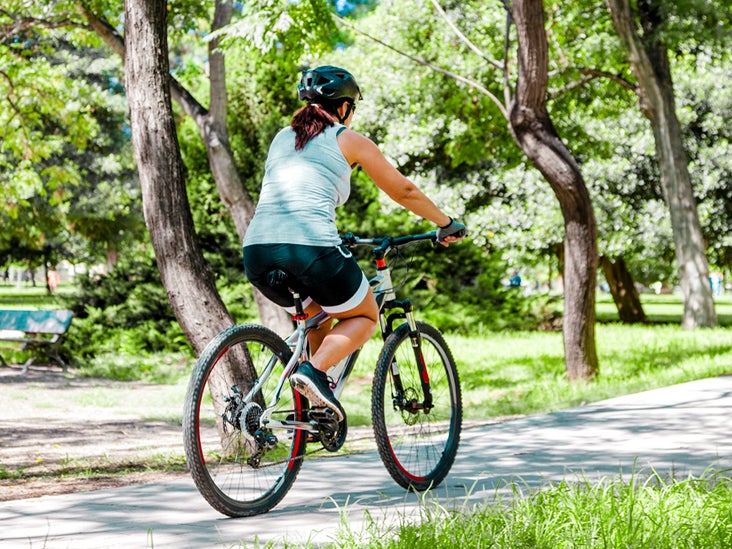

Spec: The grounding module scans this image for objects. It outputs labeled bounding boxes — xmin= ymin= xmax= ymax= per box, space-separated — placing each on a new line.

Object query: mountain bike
xmin=182 ymin=231 xmax=462 ymax=517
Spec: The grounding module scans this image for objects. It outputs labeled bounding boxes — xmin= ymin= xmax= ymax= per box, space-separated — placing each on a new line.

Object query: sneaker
xmin=290 ymin=361 xmax=346 ymax=422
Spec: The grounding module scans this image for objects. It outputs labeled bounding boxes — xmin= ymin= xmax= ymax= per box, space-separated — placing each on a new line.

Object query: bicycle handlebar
xmin=340 ymin=231 xmax=438 ymax=255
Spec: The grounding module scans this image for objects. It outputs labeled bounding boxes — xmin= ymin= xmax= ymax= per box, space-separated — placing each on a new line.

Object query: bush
xmin=62 ymin=255 xmax=193 ymax=368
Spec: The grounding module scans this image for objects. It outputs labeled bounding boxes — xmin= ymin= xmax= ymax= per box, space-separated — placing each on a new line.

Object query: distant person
xmin=509 ymin=272 xmax=522 ymax=288
xmin=709 ymin=272 xmax=723 ymax=297
xmin=47 ymin=269 xmax=60 ymax=293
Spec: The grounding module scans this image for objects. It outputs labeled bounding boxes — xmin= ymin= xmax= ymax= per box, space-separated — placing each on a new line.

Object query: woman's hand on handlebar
xmin=436 ymin=218 xmax=467 ymax=246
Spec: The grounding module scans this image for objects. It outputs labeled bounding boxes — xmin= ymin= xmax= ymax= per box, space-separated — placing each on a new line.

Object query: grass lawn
xmin=596 ymin=291 xmax=732 ymax=325
xmin=0 ymin=283 xmax=75 ymax=309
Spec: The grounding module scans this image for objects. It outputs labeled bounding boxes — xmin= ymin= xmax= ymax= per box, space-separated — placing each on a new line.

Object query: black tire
xmin=372 ymin=321 xmax=462 ymax=491
xmin=182 ymin=324 xmax=307 ymax=517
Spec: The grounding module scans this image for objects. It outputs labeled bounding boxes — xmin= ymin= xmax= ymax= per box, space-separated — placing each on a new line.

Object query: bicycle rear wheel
xmin=372 ymin=321 xmax=462 ymax=491
xmin=182 ymin=324 xmax=307 ymax=517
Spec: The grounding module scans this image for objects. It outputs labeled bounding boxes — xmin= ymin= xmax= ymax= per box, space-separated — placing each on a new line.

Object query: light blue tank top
xmin=243 ymin=124 xmax=352 ymax=247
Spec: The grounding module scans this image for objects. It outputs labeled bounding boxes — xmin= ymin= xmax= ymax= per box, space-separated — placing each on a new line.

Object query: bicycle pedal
xmin=309 ymin=406 xmax=335 ymax=419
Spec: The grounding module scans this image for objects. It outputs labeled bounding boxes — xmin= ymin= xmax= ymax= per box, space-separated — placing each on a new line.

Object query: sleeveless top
xmin=243 ymin=124 xmax=352 ymax=247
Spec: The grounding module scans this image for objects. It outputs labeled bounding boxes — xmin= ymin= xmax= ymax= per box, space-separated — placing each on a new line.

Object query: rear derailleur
xmin=222 ymin=386 xmax=277 ymax=468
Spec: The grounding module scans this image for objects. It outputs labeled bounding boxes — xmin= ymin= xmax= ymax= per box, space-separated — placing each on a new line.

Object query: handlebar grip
xmin=340 ymin=232 xmax=357 ymax=246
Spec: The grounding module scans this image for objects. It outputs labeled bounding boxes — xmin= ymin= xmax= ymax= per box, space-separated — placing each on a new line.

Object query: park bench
xmin=0 ymin=309 xmax=74 ymax=373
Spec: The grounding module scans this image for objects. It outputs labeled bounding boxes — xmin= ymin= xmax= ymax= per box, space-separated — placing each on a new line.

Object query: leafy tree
xmin=603 ymin=0 xmax=727 ymax=328
xmin=0 ymin=5 xmax=141 ymax=278
xmin=324 ymin=0 xmax=599 ymax=379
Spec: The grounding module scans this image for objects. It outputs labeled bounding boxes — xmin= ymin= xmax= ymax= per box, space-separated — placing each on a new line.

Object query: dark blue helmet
xmin=298 ymin=66 xmax=363 ymax=103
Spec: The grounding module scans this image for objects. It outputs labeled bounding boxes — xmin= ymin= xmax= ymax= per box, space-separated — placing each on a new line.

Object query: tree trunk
xmin=605 ymin=0 xmax=717 ymax=329
xmin=123 ymin=0 xmax=234 ymax=354
xmin=80 ymin=0 xmax=292 ymax=337
xmin=599 ymin=255 xmax=647 ymax=323
xmin=510 ymin=0 xmax=598 ymax=381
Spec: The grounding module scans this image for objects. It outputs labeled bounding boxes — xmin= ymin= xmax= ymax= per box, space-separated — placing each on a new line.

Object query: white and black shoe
xmin=290 ymin=361 xmax=346 ymax=422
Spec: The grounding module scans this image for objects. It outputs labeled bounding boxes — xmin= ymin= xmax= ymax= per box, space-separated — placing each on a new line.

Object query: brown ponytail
xmin=291 ymin=101 xmax=341 ymax=150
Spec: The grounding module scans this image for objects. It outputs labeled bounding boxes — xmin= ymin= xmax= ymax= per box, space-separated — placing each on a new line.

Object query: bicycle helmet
xmin=298 ymin=66 xmax=363 ymax=103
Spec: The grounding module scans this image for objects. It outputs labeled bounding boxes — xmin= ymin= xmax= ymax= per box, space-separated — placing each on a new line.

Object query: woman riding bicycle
xmin=242 ymin=65 xmax=465 ymax=422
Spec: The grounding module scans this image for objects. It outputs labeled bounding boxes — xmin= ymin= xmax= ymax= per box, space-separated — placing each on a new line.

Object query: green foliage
xmin=404 ymin=241 xmax=560 ymax=332
xmin=61 ymin=250 xmax=192 ymax=365
xmin=219 ymin=0 xmax=344 ymax=57
xmin=0 ymin=4 xmax=141 ymax=270
xmin=676 ymin=52 xmax=732 ymax=269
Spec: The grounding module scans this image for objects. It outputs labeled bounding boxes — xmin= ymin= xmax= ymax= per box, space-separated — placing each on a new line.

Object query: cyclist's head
xmin=291 ymin=66 xmax=362 ymax=150
xmin=298 ymin=65 xmax=362 ymax=104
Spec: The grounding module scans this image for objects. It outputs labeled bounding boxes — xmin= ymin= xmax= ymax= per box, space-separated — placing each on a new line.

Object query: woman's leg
xmin=291 ymin=291 xmax=378 ymax=422
xmin=303 ymin=302 xmax=333 ymax=356
xmin=307 ymin=289 xmax=379 ymax=373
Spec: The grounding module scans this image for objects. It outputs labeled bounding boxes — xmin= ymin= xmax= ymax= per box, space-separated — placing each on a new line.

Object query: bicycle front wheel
xmin=372 ymin=321 xmax=462 ymax=491
xmin=182 ymin=324 xmax=307 ymax=517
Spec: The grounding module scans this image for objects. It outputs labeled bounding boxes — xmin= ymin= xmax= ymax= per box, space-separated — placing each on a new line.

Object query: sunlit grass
xmin=0 ymin=283 xmax=75 ymax=309
xmin=596 ymin=292 xmax=732 ymax=325
xmin=339 ymin=317 xmax=732 ymax=425
xmin=242 ymin=471 xmax=732 ymax=549
xmin=351 ymin=472 xmax=732 ymax=549
xmin=444 ymin=323 xmax=732 ymax=420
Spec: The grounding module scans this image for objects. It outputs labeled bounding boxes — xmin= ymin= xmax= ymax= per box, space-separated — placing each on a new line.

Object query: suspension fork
xmin=404 ymin=306 xmax=434 ymax=411
xmin=382 ymin=299 xmax=433 ymax=412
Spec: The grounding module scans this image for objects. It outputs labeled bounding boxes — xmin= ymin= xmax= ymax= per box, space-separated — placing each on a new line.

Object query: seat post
xmin=291 ymin=290 xmax=308 ymax=322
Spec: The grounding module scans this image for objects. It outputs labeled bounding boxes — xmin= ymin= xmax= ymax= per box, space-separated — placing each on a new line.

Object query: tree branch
xmin=429 ymin=0 xmax=502 ymax=71
xmin=75 ymin=3 xmax=124 ymax=58
xmin=549 ymin=67 xmax=637 ymax=99
xmin=501 ymin=0 xmax=513 ymax=108
xmin=332 ymin=14 xmax=507 ymax=119
xmin=0 ymin=9 xmax=89 ymax=41
xmin=76 ymin=2 xmax=209 ymax=122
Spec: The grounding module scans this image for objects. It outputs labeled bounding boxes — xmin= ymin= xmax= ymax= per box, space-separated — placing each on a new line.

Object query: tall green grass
xmin=326 ymin=472 xmax=732 ymax=549
xmin=245 ymin=472 xmax=732 ymax=548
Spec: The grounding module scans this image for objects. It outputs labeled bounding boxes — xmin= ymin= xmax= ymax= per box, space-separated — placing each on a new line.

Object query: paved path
xmin=1 ymin=376 xmax=730 ymax=548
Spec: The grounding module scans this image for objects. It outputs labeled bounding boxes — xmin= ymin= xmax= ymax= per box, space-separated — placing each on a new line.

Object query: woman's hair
xmin=291 ymin=100 xmax=343 ymax=151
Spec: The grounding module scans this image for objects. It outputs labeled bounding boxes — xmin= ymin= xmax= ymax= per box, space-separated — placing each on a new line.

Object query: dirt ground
xmin=0 ymin=363 xmax=189 ymax=502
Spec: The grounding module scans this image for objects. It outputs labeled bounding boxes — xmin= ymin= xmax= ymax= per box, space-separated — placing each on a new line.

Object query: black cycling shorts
xmin=243 ymin=243 xmax=370 ymax=314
